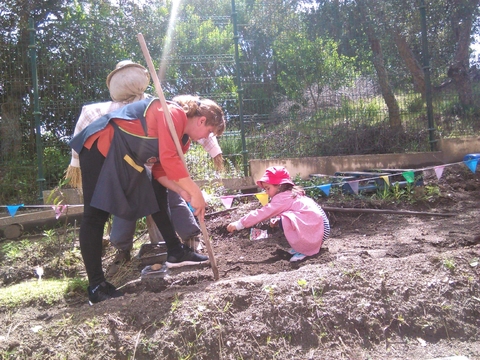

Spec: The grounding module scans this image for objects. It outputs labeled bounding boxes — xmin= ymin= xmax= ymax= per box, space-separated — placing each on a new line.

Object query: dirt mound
xmin=0 ymin=165 xmax=479 ymax=359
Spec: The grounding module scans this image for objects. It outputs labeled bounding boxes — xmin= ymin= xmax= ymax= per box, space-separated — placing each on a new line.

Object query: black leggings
xmin=79 ymin=141 xmax=182 ymax=286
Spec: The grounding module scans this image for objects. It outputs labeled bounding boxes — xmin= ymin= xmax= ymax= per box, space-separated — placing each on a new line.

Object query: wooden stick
xmin=322 ymin=206 xmax=456 ymax=217
xmin=137 ymin=33 xmax=219 ymax=280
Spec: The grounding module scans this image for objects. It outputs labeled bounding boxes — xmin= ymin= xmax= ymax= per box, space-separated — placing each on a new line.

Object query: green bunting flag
xmin=402 ymin=171 xmax=415 ymax=183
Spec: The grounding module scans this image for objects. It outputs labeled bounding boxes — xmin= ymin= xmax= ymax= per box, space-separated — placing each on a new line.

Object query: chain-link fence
xmin=1 ymin=1 xmax=479 ymax=206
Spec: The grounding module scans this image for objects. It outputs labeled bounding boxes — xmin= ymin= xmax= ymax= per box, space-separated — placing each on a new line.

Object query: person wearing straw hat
xmin=67 ymin=60 xmax=223 ymax=261
xmin=67 ymin=61 xmax=225 ymax=304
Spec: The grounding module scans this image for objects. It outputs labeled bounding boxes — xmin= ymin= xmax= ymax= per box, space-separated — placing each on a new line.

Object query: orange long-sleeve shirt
xmin=84 ymin=99 xmax=190 ymax=181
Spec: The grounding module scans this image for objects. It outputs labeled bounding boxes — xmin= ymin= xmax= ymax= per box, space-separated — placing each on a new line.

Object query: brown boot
xmin=106 ymin=249 xmax=131 ymax=277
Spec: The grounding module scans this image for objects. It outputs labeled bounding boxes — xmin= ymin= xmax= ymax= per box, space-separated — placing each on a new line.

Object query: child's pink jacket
xmin=238 ymin=191 xmax=326 ymax=256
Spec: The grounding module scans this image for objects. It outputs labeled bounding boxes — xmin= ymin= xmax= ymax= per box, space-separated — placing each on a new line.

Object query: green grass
xmin=0 ymin=277 xmax=87 ymax=309
xmin=1 ymin=239 xmax=34 ymax=262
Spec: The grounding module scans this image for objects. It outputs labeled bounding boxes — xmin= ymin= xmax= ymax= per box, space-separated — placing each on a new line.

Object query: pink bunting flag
xmin=434 ymin=166 xmax=445 ymax=180
xmin=7 ymin=204 xmax=23 ymax=217
xmin=255 ymin=193 xmax=269 ymax=206
xmin=348 ymin=181 xmax=359 ymax=194
xmin=52 ymin=205 xmax=67 ymax=219
xmin=220 ymin=195 xmax=236 ymax=209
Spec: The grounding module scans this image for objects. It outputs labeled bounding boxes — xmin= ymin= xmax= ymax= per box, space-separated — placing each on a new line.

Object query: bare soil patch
xmin=1 ymin=166 xmax=479 ymax=359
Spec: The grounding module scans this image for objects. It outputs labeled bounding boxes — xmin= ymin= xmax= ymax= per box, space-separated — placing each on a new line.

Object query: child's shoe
xmin=290 ymin=252 xmax=307 ymax=262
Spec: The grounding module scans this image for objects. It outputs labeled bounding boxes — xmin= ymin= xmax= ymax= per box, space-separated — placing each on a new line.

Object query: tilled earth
xmin=0 ymin=165 xmax=479 ymax=359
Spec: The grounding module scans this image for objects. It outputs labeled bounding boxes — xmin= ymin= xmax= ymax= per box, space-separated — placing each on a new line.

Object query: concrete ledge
xmin=43 ymin=189 xmax=83 ymax=205
xmin=195 ymin=177 xmax=256 ymax=192
xmin=249 ymin=136 xmax=480 ymax=182
xmin=249 ymin=152 xmax=444 ymax=181
xmin=0 ymin=206 xmax=84 ymax=238
xmin=438 ymin=136 xmax=480 ymax=162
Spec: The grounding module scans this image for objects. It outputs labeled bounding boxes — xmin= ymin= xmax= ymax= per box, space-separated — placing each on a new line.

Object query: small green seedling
xmin=297 ymin=279 xmax=308 ymax=288
xmin=443 ymin=259 xmax=455 ymax=271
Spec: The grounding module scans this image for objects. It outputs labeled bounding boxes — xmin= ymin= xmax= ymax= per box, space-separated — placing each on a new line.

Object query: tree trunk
xmin=368 ymin=32 xmax=401 ymax=128
xmin=447 ymin=0 xmax=476 ymax=107
xmin=357 ymin=0 xmax=401 ymax=128
xmin=394 ymin=32 xmax=425 ymax=96
xmin=0 ymin=96 xmax=23 ymax=156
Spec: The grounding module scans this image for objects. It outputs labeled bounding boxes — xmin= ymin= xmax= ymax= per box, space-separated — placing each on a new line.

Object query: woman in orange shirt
xmin=70 ymin=95 xmax=225 ymax=304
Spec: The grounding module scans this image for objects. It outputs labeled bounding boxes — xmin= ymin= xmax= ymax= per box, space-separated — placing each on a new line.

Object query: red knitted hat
xmin=256 ymin=166 xmax=294 ymax=188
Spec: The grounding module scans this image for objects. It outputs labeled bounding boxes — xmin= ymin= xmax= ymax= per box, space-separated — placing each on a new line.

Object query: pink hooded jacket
xmin=238 ymin=191 xmax=326 ymax=256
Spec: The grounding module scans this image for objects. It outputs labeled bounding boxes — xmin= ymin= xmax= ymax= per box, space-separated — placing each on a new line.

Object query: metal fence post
xmin=231 ymin=0 xmax=249 ymax=176
xmin=28 ymin=18 xmax=45 ymax=201
xmin=419 ymin=0 xmax=437 ymax=151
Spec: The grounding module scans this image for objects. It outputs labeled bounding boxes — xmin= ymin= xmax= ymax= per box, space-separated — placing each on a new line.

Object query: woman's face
xmin=188 ymin=116 xmax=215 ymax=141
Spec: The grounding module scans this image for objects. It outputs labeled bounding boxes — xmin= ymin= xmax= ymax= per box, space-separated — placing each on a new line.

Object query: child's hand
xmin=226 ymin=223 xmax=237 ymax=233
xmin=270 ymin=217 xmax=280 ymax=228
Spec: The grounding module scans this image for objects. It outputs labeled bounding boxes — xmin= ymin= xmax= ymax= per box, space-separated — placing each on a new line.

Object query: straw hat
xmin=106 ymin=60 xmax=150 ymax=103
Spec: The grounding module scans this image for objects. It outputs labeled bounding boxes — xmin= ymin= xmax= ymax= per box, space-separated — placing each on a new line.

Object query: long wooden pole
xmin=137 ymin=33 xmax=219 ymax=280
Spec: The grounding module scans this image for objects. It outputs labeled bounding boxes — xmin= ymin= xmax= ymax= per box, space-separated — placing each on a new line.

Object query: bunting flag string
xmin=1 ymin=204 xmax=83 ymax=218
xmin=1 ymin=157 xmax=478 ymax=217
xmin=0 ymin=204 xmax=83 ymax=209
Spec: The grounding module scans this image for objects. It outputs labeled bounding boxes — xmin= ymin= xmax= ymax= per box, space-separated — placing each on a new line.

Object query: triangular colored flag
xmin=7 ymin=204 xmax=23 ymax=217
xmin=348 ymin=181 xmax=359 ymax=194
xmin=380 ymin=175 xmax=390 ymax=186
xmin=464 ymin=159 xmax=478 ymax=173
xmin=52 ymin=204 xmax=67 ymax=219
xmin=402 ymin=171 xmax=415 ymax=183
xmin=434 ymin=166 xmax=445 ymax=180
xmin=220 ymin=195 xmax=235 ymax=209
xmin=255 ymin=193 xmax=269 ymax=206
xmin=317 ymin=184 xmax=331 ymax=196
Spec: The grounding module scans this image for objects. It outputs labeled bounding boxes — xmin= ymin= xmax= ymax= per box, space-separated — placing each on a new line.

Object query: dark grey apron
xmin=90 ymin=122 xmax=160 ymax=221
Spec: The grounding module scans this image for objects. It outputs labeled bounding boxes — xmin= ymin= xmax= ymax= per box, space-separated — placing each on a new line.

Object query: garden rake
xmin=137 ymin=33 xmax=220 ymax=280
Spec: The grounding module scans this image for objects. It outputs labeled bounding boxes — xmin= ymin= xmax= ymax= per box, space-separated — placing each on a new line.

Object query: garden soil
xmin=0 ymin=165 xmax=479 ymax=359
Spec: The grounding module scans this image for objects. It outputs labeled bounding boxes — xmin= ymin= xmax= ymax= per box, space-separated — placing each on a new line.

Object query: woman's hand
xmin=179 ymin=189 xmax=191 ymax=203
xmin=189 ymin=191 xmax=206 ymax=221
xmin=175 ymin=177 xmax=206 ymax=221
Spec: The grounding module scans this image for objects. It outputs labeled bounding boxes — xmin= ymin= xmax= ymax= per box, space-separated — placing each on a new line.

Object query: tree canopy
xmin=0 ymin=0 xmax=478 ymax=160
